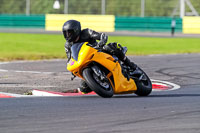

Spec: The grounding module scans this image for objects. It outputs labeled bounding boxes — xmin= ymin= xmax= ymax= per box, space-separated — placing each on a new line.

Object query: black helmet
xmin=62 ymin=20 xmax=81 ymax=42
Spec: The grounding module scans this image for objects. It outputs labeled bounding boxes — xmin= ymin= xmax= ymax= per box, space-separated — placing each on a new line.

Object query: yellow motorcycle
xmin=67 ymin=42 xmax=152 ymax=98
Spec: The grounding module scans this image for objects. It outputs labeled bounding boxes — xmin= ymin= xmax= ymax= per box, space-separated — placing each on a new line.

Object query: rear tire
xmin=82 ymin=68 xmax=113 ymax=98
xmin=134 ymin=67 xmax=152 ymax=96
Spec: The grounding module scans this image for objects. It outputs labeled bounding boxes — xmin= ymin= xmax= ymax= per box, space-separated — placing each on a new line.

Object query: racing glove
xmin=104 ymin=42 xmax=125 ymax=59
xmin=97 ymin=33 xmax=108 ymax=47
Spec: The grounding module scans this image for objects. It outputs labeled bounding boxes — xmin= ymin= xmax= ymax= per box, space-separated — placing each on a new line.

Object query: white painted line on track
xmin=0 ymin=62 xmax=9 ymax=72
xmin=0 ymin=59 xmax=65 ymax=64
xmin=0 ymin=85 xmax=56 ymax=88
xmin=0 ymin=69 xmax=71 ymax=74
xmin=0 ymin=60 xmax=71 ymax=74
xmin=0 ymin=69 xmax=8 ymax=72
xmin=0 ymin=62 xmax=9 ymax=65
xmin=32 ymin=90 xmax=62 ymax=96
xmin=14 ymin=70 xmax=55 ymax=74
xmin=0 ymin=92 xmax=31 ymax=97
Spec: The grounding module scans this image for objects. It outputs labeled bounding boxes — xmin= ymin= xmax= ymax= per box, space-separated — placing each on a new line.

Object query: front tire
xmin=82 ymin=68 xmax=113 ymax=98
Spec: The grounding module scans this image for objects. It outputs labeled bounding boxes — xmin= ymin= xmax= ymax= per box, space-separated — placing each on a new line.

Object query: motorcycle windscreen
xmin=71 ymin=42 xmax=84 ymax=61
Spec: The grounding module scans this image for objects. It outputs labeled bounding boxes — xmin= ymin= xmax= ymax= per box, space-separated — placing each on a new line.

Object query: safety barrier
xmin=115 ymin=17 xmax=182 ymax=32
xmin=0 ymin=15 xmax=45 ymax=28
xmin=183 ymin=17 xmax=200 ymax=34
xmin=45 ymin=14 xmax=115 ymax=32
xmin=2 ymin=14 xmax=200 ymax=34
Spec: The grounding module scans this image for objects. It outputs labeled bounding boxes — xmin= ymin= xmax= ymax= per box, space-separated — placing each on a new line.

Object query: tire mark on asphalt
xmin=156 ymin=67 xmax=200 ymax=80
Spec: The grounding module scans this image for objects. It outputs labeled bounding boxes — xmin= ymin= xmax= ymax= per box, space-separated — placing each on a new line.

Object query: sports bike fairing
xmin=67 ymin=42 xmax=137 ymax=94
xmin=71 ymin=42 xmax=84 ymax=61
xmin=67 ymin=42 xmax=96 ymax=76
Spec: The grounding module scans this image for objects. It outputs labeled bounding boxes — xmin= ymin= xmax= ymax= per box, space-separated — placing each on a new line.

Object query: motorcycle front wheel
xmin=82 ymin=68 xmax=113 ymax=98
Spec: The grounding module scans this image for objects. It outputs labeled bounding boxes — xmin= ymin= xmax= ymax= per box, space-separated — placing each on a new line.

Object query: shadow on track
xmin=112 ymin=94 xmax=200 ymax=98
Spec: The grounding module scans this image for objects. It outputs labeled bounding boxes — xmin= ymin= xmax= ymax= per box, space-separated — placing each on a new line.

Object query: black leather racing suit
xmin=64 ymin=28 xmax=107 ymax=63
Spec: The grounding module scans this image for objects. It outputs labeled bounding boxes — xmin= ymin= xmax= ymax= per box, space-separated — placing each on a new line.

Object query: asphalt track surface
xmin=0 ymin=54 xmax=200 ymax=133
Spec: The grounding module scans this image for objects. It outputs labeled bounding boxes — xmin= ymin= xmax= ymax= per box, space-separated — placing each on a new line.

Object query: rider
xmin=63 ymin=20 xmax=137 ymax=93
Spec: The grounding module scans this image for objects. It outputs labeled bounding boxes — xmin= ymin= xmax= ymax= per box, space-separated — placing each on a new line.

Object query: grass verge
xmin=0 ymin=32 xmax=200 ymax=61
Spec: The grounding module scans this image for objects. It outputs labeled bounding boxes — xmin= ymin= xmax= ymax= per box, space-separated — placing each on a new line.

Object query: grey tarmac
xmin=0 ymin=54 xmax=200 ymax=94
xmin=0 ymin=54 xmax=200 ymax=133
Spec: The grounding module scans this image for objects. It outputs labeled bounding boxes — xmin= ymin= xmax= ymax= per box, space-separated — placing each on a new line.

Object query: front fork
xmin=91 ymin=65 xmax=107 ymax=81
xmin=91 ymin=65 xmax=115 ymax=90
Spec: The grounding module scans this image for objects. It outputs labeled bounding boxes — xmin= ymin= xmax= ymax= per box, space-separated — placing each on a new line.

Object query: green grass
xmin=0 ymin=33 xmax=66 ymax=61
xmin=0 ymin=32 xmax=200 ymax=61
xmin=109 ymin=36 xmax=200 ymax=55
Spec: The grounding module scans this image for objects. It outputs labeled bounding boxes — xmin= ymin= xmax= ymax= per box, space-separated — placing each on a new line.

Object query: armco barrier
xmin=45 ymin=14 xmax=115 ymax=32
xmin=183 ymin=16 xmax=200 ymax=34
xmin=0 ymin=15 xmax=45 ymax=28
xmin=115 ymin=17 xmax=182 ymax=32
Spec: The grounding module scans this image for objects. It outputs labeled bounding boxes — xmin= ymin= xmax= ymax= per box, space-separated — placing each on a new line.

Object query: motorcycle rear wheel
xmin=134 ymin=67 xmax=152 ymax=96
xmin=82 ymin=68 xmax=114 ymax=98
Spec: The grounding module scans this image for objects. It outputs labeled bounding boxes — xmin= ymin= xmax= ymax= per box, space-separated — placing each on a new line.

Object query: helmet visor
xmin=66 ymin=30 xmax=74 ymax=39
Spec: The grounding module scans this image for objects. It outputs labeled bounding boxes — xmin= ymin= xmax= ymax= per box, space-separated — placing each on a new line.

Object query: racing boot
xmin=78 ymin=80 xmax=92 ymax=94
xmin=62 ymin=80 xmax=92 ymax=94
xmin=123 ymin=57 xmax=144 ymax=79
xmin=123 ymin=57 xmax=138 ymax=71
